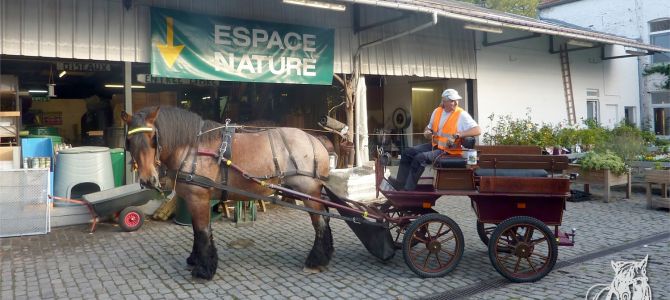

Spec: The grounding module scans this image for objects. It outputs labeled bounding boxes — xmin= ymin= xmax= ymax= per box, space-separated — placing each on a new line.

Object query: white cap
xmin=441 ymin=89 xmax=462 ymax=100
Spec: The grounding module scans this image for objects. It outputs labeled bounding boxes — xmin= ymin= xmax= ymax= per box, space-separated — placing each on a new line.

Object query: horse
xmin=121 ymin=106 xmax=332 ymax=280
xmin=585 ymin=255 xmax=651 ymax=300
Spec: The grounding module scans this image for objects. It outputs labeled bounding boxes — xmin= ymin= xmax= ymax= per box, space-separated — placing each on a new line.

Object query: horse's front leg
xmin=183 ymin=189 xmax=219 ymax=280
xmin=303 ymin=199 xmax=334 ymax=273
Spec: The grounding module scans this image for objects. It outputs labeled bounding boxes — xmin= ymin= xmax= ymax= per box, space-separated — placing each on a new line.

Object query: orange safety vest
xmin=431 ymin=106 xmax=463 ymax=155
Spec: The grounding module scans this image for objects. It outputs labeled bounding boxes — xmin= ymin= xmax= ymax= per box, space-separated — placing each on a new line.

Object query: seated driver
xmin=391 ymin=89 xmax=481 ymax=191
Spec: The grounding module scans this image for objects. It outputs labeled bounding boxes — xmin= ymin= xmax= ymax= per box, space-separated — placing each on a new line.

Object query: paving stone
xmin=1 ymin=186 xmax=669 ymax=299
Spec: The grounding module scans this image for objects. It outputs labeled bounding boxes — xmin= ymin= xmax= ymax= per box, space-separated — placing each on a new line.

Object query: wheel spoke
xmin=497 ymin=253 xmax=514 ymax=261
xmin=525 ymin=257 xmax=537 ymax=273
xmin=508 ymin=227 xmax=520 ymax=243
xmin=410 ymin=246 xmax=430 ymax=262
xmin=530 ymin=237 xmax=547 ymax=246
xmin=422 ymin=223 xmax=432 ymax=239
xmin=524 ymin=227 xmax=534 ymax=242
xmin=422 ymin=252 xmax=431 ymax=268
xmin=434 ymin=227 xmax=452 ymax=239
xmin=440 ymin=248 xmax=455 ymax=257
xmin=513 ymin=256 xmax=522 ymax=273
xmin=435 ymin=223 xmax=445 ymax=237
xmin=530 ymin=252 xmax=549 ymax=262
xmin=434 ymin=252 xmax=443 ymax=268
xmin=437 ymin=235 xmax=456 ymax=244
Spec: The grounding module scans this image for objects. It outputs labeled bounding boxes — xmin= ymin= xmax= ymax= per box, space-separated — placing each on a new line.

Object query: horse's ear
xmin=121 ymin=111 xmax=132 ymax=125
xmin=146 ymin=106 xmax=161 ymax=125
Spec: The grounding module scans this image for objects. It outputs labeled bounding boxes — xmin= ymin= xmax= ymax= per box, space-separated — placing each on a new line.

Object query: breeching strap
xmin=172 ymin=169 xmax=386 ymax=227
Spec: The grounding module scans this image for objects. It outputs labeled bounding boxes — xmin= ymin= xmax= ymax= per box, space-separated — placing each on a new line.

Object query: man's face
xmin=441 ymin=98 xmax=458 ymax=111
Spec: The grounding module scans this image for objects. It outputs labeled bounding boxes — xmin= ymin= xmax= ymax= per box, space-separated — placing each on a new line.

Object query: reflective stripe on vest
xmin=431 ymin=106 xmax=463 ymax=155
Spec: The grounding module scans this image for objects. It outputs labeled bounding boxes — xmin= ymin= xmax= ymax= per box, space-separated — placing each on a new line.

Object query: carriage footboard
xmin=324 ymin=187 xmax=396 ymax=261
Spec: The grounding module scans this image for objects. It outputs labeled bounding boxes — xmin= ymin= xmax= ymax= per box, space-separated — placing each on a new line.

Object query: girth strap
xmin=172 ymin=170 xmax=384 ymax=227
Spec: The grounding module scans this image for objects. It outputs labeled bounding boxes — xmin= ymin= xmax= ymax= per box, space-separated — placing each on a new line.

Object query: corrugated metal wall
xmin=0 ymin=0 xmax=475 ymax=78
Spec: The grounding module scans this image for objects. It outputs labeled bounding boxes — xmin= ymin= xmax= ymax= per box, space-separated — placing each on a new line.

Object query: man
xmin=392 ymin=89 xmax=481 ymax=191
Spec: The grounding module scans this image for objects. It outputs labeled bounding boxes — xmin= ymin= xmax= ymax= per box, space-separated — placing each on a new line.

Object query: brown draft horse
xmin=121 ymin=106 xmax=332 ymax=280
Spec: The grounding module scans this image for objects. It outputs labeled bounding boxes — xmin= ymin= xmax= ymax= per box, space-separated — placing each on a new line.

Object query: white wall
xmin=476 ymin=32 xmax=637 ymax=136
xmin=540 ymin=0 xmax=670 ymax=130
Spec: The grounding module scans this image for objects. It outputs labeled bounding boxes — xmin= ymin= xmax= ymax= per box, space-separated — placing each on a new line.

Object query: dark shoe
xmin=387 ymin=177 xmax=404 ymax=191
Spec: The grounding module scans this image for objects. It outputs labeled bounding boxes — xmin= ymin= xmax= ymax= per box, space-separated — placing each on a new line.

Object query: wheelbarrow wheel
xmin=119 ymin=206 xmax=144 ymax=232
xmin=402 ymin=213 xmax=464 ymax=278
xmin=476 ymin=221 xmax=496 ymax=246
xmin=488 ymin=216 xmax=557 ymax=283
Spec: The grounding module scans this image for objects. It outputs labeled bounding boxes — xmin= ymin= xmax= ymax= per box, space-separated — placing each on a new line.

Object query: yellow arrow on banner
xmin=156 ymin=17 xmax=185 ymax=69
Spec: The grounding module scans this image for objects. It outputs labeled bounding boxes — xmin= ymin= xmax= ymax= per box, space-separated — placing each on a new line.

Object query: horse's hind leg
xmin=303 ymin=205 xmax=334 ymax=273
xmin=183 ymin=190 xmax=219 ymax=280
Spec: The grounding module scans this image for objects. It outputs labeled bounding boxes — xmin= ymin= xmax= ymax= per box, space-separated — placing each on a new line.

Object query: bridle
xmin=126 ymin=125 xmax=163 ymax=171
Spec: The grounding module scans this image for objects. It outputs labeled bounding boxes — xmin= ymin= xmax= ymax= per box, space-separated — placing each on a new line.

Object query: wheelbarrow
xmin=50 ymin=183 xmax=162 ymax=233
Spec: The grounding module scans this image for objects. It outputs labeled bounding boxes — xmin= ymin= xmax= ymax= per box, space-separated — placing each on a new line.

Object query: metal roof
xmin=337 ymin=0 xmax=670 ymax=53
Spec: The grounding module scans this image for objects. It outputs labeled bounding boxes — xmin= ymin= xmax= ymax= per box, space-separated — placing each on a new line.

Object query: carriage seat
xmin=476 ymin=154 xmax=569 ymax=178
xmin=474 ymin=168 xmax=548 ymax=177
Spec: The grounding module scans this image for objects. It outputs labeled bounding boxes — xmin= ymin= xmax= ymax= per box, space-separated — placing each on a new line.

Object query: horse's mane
xmin=138 ymin=106 xmax=223 ymax=151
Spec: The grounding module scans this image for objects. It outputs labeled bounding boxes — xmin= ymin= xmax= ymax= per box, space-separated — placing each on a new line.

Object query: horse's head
xmin=121 ymin=107 xmax=161 ymax=188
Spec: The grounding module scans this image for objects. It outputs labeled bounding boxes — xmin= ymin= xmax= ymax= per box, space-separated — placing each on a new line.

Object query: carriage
xmin=122 ymin=106 xmax=576 ymax=282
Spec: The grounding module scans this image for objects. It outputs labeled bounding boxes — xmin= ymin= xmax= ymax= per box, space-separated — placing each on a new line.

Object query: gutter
xmin=338 ymin=0 xmax=670 ymax=53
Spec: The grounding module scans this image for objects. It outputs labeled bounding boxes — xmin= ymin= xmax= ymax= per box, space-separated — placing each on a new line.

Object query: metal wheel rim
xmin=124 ymin=212 xmax=141 ymax=228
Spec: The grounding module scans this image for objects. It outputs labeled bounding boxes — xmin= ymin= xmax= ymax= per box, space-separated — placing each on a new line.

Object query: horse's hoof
xmin=303 ymin=266 xmax=327 ymax=274
xmin=191 ymin=267 xmax=215 ymax=280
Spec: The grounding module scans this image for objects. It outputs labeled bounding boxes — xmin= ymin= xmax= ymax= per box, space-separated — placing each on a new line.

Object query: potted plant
xmin=568 ymin=150 xmax=631 ymax=203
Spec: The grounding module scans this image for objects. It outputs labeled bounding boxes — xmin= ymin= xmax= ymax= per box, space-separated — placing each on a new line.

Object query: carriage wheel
xmin=476 ymin=221 xmax=497 ymax=246
xmin=402 ymin=213 xmax=464 ymax=278
xmin=488 ymin=216 xmax=557 ymax=283
xmin=119 ymin=207 xmax=144 ymax=232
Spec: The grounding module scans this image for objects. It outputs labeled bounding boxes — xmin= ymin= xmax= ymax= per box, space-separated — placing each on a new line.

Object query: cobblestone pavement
xmin=1 ymin=186 xmax=668 ymax=300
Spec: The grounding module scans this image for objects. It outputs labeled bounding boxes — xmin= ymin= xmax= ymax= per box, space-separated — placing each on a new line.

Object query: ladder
xmin=559 ymin=45 xmax=577 ymax=125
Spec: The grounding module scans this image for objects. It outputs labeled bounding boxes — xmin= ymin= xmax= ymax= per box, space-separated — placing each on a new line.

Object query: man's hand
xmin=423 ymin=129 xmax=433 ymax=139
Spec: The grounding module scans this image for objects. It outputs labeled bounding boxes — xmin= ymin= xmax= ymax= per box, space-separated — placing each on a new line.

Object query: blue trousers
xmin=396 ymin=143 xmax=444 ymax=190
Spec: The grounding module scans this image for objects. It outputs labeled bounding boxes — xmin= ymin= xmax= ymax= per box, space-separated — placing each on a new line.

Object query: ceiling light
xmin=58 ymin=70 xmax=67 ymax=78
xmin=28 ymin=90 xmax=48 ymax=94
xmin=625 ymin=49 xmax=648 ymax=56
xmin=104 ymin=84 xmax=145 ymax=89
xmin=283 ymin=0 xmax=346 ymax=11
xmin=464 ymin=24 xmax=503 ymax=34
xmin=412 ymin=87 xmax=434 ymax=92
xmin=567 ymin=39 xmax=594 ymax=47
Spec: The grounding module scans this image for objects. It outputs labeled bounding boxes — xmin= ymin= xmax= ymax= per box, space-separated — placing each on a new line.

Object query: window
xmin=650 ymin=19 xmax=670 ymax=63
xmin=587 ymin=100 xmax=599 ymax=123
xmin=652 ymin=91 xmax=670 ymax=135
xmin=624 ymin=106 xmax=636 ymax=126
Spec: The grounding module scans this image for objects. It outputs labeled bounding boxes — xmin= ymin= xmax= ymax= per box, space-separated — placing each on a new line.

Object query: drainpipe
xmin=351 ymin=12 xmax=438 ymax=166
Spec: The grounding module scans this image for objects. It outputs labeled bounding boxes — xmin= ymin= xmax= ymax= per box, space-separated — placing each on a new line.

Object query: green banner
xmin=150 ymin=7 xmax=334 ymax=85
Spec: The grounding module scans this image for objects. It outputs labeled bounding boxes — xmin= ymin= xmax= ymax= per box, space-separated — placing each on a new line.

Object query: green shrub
xmin=577 ymin=150 xmax=628 ymax=175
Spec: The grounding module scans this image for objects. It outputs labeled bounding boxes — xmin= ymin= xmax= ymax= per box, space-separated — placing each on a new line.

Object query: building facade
xmin=540 ymin=0 xmax=670 ymax=136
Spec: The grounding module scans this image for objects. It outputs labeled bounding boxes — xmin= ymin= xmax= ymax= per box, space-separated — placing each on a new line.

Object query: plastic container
xmin=109 ymin=148 xmax=125 ymax=187
xmin=174 ymin=197 xmax=222 ymax=226
xmin=25 ymin=135 xmax=62 ymax=147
